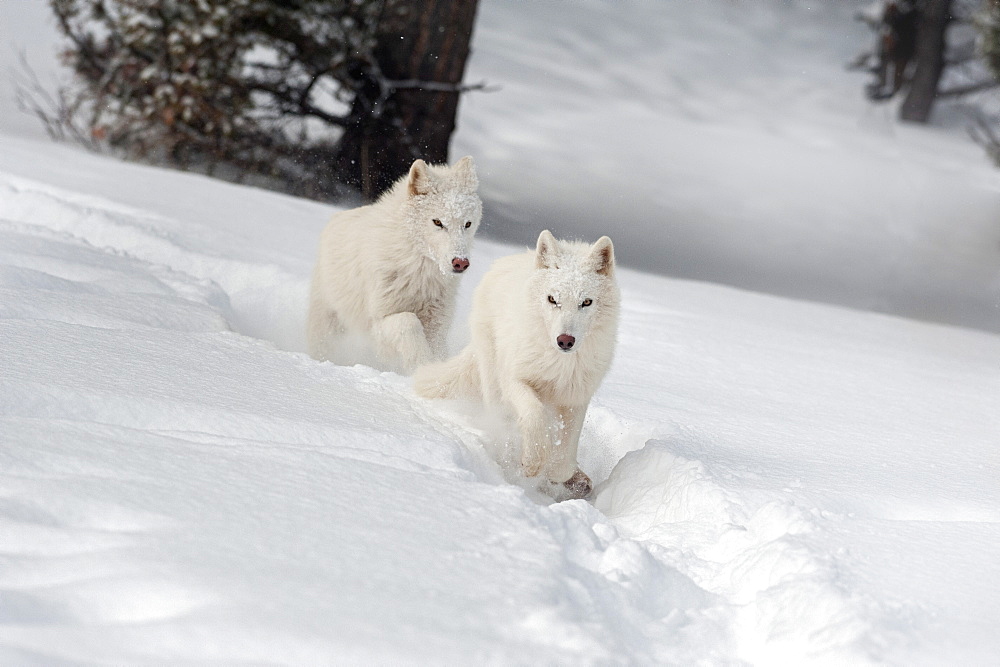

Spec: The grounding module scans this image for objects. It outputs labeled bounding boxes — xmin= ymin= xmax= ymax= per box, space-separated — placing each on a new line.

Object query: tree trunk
xmin=899 ymin=0 xmax=952 ymax=123
xmin=333 ymin=0 xmax=480 ymax=199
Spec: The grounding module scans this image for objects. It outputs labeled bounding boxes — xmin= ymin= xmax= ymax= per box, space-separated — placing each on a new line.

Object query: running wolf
xmin=307 ymin=157 xmax=482 ymax=372
xmin=414 ymin=230 xmax=620 ymax=499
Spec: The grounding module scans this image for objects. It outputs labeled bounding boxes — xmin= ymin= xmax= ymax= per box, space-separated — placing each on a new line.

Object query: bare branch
xmin=12 ymin=50 xmax=101 ymax=149
xmin=384 ymin=78 xmax=499 ymax=94
xmin=938 ymin=79 xmax=1000 ymax=96
xmin=248 ymin=81 xmax=351 ymax=127
xmin=966 ymin=109 xmax=1000 ymax=166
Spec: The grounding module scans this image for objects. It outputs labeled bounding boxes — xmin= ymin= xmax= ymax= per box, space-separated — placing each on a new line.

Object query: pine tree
xmin=899 ymin=0 xmax=953 ymax=122
xmin=48 ymin=0 xmax=479 ymax=200
xmin=977 ymin=0 xmax=1000 ymax=79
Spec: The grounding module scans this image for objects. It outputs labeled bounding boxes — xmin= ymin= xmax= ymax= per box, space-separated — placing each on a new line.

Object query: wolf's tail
xmin=413 ymin=347 xmax=479 ymax=399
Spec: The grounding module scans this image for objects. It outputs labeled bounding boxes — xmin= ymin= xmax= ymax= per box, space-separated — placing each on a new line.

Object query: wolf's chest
xmin=382 ymin=264 xmax=450 ymax=312
xmin=524 ymin=355 xmax=599 ymax=406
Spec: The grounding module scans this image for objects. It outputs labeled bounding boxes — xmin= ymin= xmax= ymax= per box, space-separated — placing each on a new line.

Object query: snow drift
xmin=2 ymin=0 xmax=1000 ymax=663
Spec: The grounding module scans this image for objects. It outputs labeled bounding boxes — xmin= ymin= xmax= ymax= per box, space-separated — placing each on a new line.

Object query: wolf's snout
xmin=556 ymin=334 xmax=576 ymax=351
xmin=452 ymin=257 xmax=470 ymax=273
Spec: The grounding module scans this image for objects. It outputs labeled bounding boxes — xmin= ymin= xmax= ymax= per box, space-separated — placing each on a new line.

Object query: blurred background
xmin=2 ymin=0 xmax=999 ymax=332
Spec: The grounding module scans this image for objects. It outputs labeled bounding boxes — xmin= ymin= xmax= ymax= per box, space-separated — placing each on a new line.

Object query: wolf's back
xmin=412 ymin=346 xmax=480 ymax=399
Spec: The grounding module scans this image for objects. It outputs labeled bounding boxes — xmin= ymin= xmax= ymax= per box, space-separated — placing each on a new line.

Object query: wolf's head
xmin=401 ymin=156 xmax=483 ymax=275
xmin=529 ymin=230 xmax=619 ymax=354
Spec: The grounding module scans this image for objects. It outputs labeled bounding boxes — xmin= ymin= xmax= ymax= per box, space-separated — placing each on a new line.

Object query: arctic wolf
xmin=307 ymin=157 xmax=482 ymax=372
xmin=414 ymin=230 xmax=620 ymax=500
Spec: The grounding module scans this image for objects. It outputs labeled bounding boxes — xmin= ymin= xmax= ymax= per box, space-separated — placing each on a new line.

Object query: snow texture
xmin=454 ymin=0 xmax=1000 ymax=334
xmin=1 ymin=0 xmax=999 ymax=664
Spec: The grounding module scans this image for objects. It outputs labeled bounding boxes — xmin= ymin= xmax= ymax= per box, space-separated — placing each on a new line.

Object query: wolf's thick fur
xmin=307 ymin=157 xmax=482 ymax=372
xmin=414 ymin=230 xmax=620 ymax=499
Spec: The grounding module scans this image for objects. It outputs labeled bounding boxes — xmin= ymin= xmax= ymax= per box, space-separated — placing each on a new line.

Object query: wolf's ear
xmin=535 ymin=229 xmax=558 ymax=270
xmin=407 ymin=159 xmax=433 ymax=197
xmin=452 ymin=155 xmax=478 ymax=191
xmin=588 ymin=236 xmax=615 ymax=276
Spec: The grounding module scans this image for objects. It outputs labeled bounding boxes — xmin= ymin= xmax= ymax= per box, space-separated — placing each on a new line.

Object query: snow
xmin=1 ymin=0 xmax=1000 ymax=664
xmin=453 ymin=0 xmax=1000 ymax=334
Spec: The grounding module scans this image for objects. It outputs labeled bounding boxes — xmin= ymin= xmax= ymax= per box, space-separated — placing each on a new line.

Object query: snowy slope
xmin=2 ymin=136 xmax=1000 ymax=664
xmin=2 ymin=0 xmax=1000 ymax=664
xmin=454 ymin=0 xmax=1000 ymax=333
xmin=5 ymin=0 xmax=999 ymax=333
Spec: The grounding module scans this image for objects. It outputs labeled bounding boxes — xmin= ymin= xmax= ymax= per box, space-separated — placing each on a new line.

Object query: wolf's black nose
xmin=452 ymin=257 xmax=469 ymax=273
xmin=557 ymin=334 xmax=575 ymax=351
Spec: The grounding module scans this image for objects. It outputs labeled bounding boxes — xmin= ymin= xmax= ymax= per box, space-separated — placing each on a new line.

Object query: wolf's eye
xmin=581 ymin=298 xmax=593 ymax=307
xmin=433 ymin=219 xmax=444 ymax=228
xmin=465 ymin=221 xmax=472 ymax=229
xmin=547 ymin=295 xmax=557 ymax=305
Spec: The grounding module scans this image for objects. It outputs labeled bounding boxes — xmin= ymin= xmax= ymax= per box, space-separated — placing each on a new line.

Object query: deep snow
xmin=454 ymin=0 xmax=1000 ymax=334
xmin=3 ymin=146 xmax=999 ymax=664
xmin=2 ymin=0 xmax=1000 ymax=664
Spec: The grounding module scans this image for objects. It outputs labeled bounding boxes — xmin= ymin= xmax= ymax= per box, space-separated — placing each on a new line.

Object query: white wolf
xmin=307 ymin=156 xmax=482 ymax=372
xmin=414 ymin=230 xmax=620 ymax=500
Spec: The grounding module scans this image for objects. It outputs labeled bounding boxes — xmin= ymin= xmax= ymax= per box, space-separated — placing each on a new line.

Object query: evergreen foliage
xmin=976 ymin=0 xmax=1000 ymax=79
xmin=50 ymin=0 xmax=383 ymax=198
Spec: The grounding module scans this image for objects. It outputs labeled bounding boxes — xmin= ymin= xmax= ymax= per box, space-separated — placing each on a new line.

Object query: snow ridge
xmin=597 ymin=442 xmax=880 ymax=664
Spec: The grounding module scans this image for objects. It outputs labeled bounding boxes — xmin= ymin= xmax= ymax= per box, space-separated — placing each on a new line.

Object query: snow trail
xmin=2 ymin=156 xmax=999 ymax=663
xmin=0 ymin=173 xmax=308 ymax=351
xmin=0 ymin=171 xmax=720 ymax=663
xmin=0 ymin=167 xmax=895 ymax=664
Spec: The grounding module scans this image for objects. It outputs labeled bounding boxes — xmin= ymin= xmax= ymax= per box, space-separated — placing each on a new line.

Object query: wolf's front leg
xmin=551 ymin=405 xmax=591 ymax=499
xmin=505 ymin=381 xmax=553 ymax=478
xmin=419 ymin=298 xmax=453 ymax=361
xmin=306 ymin=305 xmax=343 ymax=362
xmin=422 ymin=314 xmax=450 ymax=361
xmin=372 ymin=311 xmax=433 ymax=373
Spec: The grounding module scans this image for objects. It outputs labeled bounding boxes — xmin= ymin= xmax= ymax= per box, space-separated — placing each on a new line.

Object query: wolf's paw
xmin=521 ymin=440 xmax=545 ymax=477
xmin=561 ymin=470 xmax=592 ymax=500
xmin=522 ymin=460 xmax=543 ymax=478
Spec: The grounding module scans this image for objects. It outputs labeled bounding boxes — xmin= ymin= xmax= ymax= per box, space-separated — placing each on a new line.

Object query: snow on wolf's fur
xmin=414 ymin=230 xmax=620 ymax=500
xmin=307 ymin=157 xmax=482 ymax=373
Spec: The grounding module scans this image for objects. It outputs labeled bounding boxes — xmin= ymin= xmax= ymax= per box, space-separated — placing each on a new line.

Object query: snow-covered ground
xmin=2 ymin=0 xmax=1000 ymax=664
xmin=455 ymin=0 xmax=1000 ymax=334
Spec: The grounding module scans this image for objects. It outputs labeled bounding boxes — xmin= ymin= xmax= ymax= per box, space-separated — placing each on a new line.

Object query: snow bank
xmin=597 ymin=443 xmax=873 ymax=664
xmin=3 ymin=148 xmax=998 ymax=663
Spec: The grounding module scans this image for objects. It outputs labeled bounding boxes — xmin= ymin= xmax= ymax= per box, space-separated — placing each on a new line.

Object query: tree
xmin=859 ymin=0 xmax=920 ymax=100
xmin=41 ymin=0 xmax=481 ymax=200
xmin=968 ymin=0 xmax=1000 ymax=162
xmin=975 ymin=0 xmax=1000 ymax=88
xmin=900 ymin=0 xmax=953 ymax=122
xmin=851 ymin=0 xmax=1000 ymax=123
xmin=333 ymin=0 xmax=481 ymax=198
